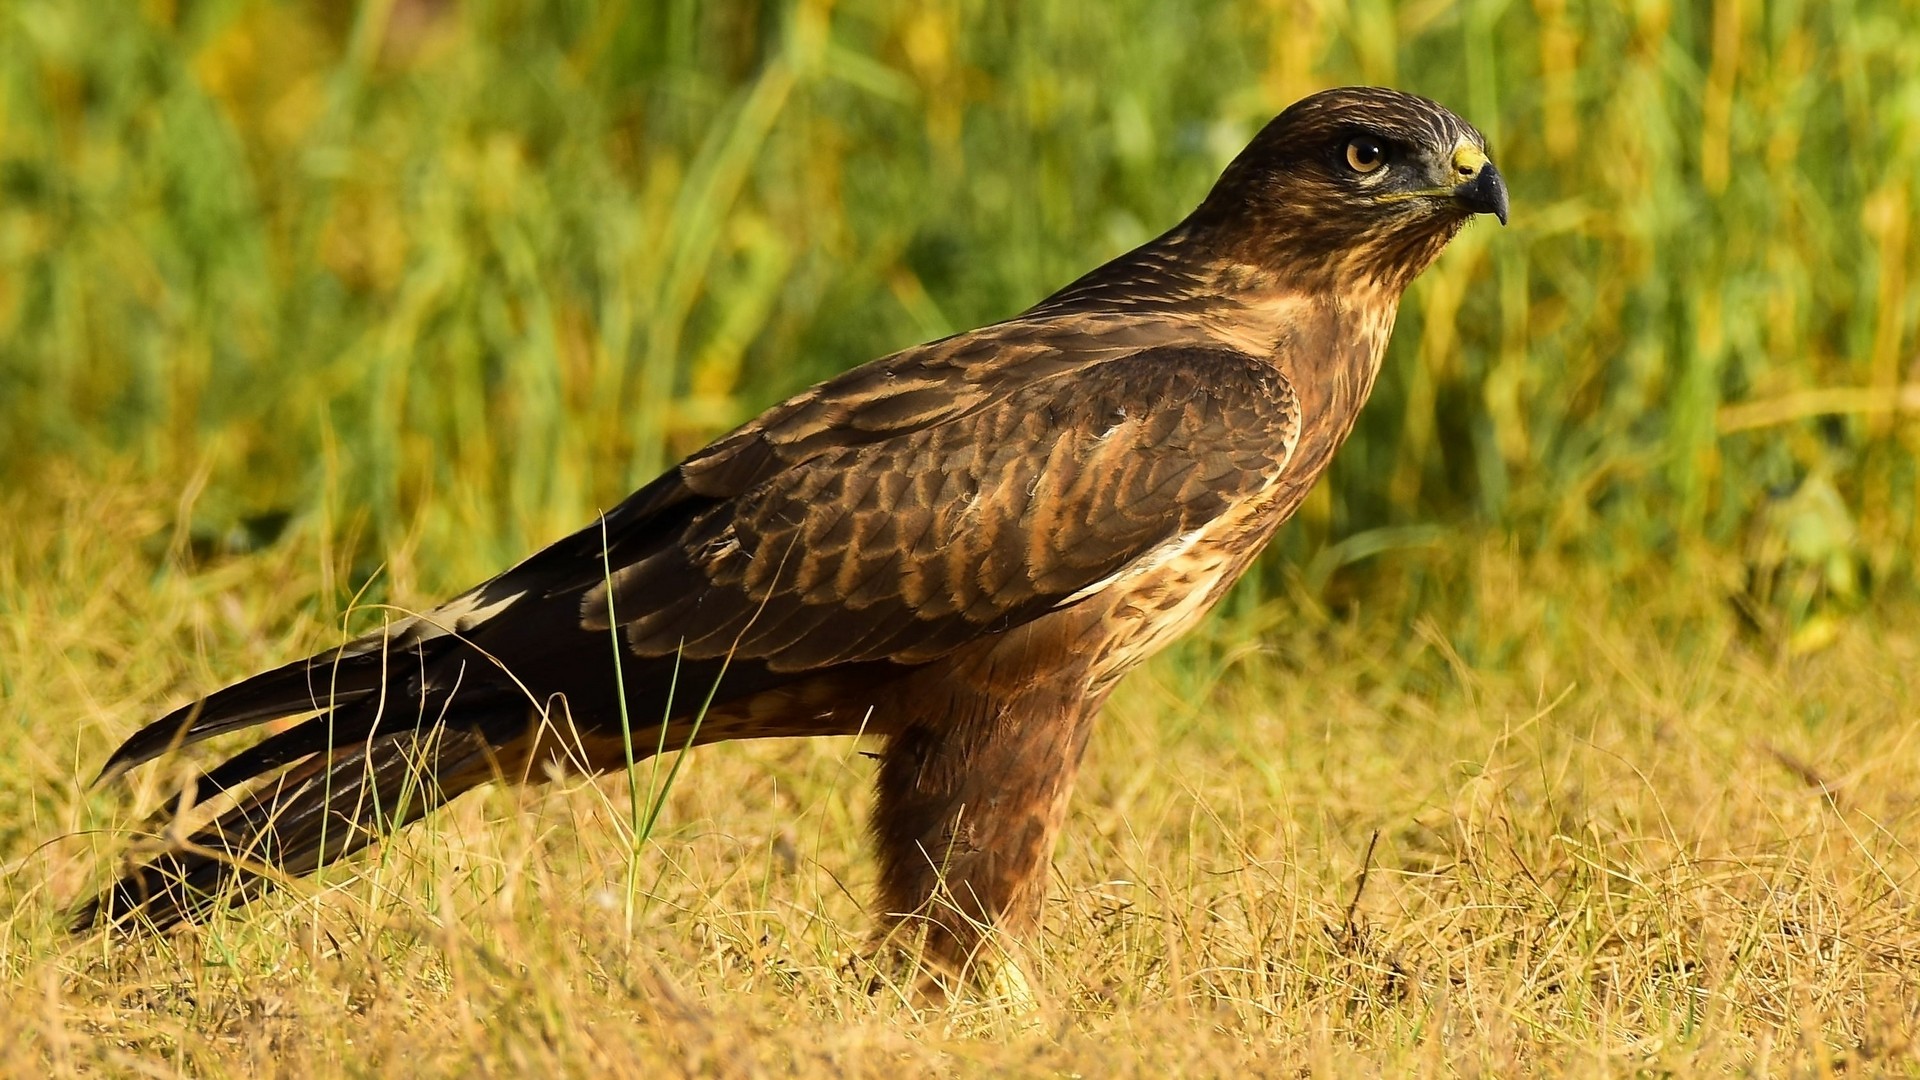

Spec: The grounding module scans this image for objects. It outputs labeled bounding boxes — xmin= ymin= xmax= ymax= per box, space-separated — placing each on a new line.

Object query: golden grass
xmin=5 ymin=470 xmax=1919 ymax=1077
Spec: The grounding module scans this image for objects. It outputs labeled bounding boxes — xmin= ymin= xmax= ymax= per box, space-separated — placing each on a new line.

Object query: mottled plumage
xmin=78 ymin=87 xmax=1506 ymax=977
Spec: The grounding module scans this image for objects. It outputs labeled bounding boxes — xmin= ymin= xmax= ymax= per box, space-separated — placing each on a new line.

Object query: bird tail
xmin=74 ymin=703 xmax=527 ymax=932
xmin=90 ymin=646 xmax=399 ymax=785
xmin=74 ymin=622 xmax=544 ymax=933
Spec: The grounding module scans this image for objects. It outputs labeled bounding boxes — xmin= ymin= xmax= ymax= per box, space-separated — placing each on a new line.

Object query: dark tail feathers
xmin=74 ymin=712 xmax=521 ymax=932
xmin=91 ymin=647 xmax=402 ymax=785
xmin=76 ymin=632 xmax=535 ymax=933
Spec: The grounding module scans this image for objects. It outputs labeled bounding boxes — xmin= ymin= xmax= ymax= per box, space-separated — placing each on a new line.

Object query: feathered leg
xmin=871 ymin=667 xmax=1106 ymax=991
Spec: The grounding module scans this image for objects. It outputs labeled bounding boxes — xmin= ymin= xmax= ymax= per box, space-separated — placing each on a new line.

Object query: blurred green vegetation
xmin=2 ymin=0 xmax=1917 ymax=625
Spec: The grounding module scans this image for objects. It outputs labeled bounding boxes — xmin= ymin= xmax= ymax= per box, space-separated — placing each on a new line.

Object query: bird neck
xmin=1039 ymin=211 xmax=1450 ymax=312
xmin=1024 ymin=218 xmax=1410 ymax=407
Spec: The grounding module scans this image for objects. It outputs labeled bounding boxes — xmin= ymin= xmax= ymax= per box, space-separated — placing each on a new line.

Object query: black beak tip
xmin=1462 ymin=163 xmax=1510 ymax=226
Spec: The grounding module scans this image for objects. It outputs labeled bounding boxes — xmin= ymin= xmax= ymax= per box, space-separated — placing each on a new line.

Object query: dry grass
xmin=5 ymin=471 xmax=1919 ymax=1077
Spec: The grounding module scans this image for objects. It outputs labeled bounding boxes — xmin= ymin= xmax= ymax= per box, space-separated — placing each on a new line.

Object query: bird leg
xmin=870 ymin=675 xmax=1104 ymax=991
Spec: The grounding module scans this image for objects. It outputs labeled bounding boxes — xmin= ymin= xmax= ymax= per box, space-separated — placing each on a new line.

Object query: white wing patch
xmin=335 ymin=588 xmax=525 ymax=658
xmin=1058 ymin=525 xmax=1211 ymax=608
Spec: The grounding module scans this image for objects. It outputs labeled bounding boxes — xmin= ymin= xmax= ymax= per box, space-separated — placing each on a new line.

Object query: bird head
xmin=1192 ymin=86 xmax=1507 ymax=292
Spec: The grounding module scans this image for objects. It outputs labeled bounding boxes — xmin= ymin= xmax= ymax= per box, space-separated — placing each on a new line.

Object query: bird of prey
xmin=79 ymin=86 xmax=1507 ymax=985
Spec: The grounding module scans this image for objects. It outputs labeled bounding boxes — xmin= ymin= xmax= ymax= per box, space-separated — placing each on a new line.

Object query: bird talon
xmin=973 ymin=954 xmax=1042 ymax=1016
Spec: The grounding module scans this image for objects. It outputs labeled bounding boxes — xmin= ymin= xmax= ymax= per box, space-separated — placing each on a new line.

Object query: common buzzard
xmin=80 ymin=86 xmax=1507 ymax=992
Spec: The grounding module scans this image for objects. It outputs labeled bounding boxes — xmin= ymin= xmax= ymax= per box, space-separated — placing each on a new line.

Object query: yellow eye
xmin=1345 ymin=137 xmax=1387 ymax=173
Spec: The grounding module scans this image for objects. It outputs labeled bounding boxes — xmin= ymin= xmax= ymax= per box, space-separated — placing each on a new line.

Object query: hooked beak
xmin=1450 ymin=144 xmax=1509 ymax=226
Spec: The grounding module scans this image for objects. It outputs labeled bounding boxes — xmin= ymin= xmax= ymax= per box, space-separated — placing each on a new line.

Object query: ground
xmin=2 ymin=472 xmax=1917 ymax=1077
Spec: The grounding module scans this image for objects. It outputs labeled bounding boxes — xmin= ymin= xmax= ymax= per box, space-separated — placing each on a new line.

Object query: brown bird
xmin=79 ymin=86 xmax=1506 ymax=988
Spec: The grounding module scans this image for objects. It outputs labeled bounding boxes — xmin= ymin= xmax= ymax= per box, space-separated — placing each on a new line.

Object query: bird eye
xmin=1344 ymin=137 xmax=1388 ymax=174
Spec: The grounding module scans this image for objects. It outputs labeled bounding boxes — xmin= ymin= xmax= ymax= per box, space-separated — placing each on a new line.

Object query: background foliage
xmin=5 ymin=0 xmax=1916 ymax=624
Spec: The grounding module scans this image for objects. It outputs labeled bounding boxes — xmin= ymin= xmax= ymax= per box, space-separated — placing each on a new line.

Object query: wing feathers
xmin=591 ymin=345 xmax=1298 ymax=677
xmin=96 ymin=654 xmax=387 ymax=783
xmin=79 ymin=718 xmax=514 ymax=931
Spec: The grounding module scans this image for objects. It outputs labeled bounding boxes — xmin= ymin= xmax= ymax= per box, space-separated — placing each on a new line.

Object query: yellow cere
xmin=1451 ymin=141 xmax=1490 ymax=183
